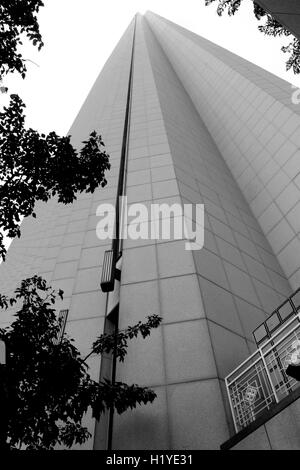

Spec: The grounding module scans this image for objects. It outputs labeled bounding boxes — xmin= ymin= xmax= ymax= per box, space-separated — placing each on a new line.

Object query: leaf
xmin=0 ymin=276 xmax=159 ymax=449
xmin=0 ymin=94 xmax=110 ymax=261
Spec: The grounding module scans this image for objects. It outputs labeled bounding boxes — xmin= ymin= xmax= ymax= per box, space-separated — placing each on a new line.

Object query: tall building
xmin=1 ymin=12 xmax=300 ymax=450
xmin=255 ymin=0 xmax=300 ymax=40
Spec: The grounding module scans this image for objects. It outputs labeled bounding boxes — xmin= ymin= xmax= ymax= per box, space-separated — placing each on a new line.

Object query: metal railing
xmin=225 ymin=311 xmax=300 ymax=433
xmin=253 ymin=288 xmax=300 ymax=346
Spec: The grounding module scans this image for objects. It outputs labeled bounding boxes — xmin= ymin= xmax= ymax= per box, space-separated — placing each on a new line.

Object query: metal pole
xmin=260 ymin=348 xmax=279 ymax=404
xmin=225 ymin=377 xmax=239 ymax=433
xmin=106 ymin=14 xmax=137 ymax=451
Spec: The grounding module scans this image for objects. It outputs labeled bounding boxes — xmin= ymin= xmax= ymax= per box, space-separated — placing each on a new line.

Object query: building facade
xmin=255 ymin=0 xmax=300 ymax=40
xmin=0 ymin=12 xmax=300 ymax=449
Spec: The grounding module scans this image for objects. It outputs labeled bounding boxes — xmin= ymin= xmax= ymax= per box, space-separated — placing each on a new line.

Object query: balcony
xmin=225 ymin=289 xmax=300 ymax=435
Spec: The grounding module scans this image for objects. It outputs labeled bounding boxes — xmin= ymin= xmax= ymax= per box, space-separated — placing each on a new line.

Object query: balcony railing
xmin=225 ymin=295 xmax=300 ymax=434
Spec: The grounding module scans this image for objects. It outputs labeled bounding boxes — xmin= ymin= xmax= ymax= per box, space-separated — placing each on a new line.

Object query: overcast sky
xmin=1 ymin=0 xmax=300 ymax=137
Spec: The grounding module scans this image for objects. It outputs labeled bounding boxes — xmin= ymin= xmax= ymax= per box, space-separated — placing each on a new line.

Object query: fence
xmin=225 ymin=311 xmax=300 ymax=433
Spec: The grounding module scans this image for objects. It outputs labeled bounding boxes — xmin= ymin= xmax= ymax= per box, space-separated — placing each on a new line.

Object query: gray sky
xmin=1 ymin=0 xmax=300 ymax=136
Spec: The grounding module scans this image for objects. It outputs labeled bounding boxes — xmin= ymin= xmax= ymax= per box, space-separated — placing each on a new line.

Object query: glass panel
xmin=291 ymin=290 xmax=300 ymax=311
xmin=278 ymin=300 xmax=294 ymax=322
xmin=266 ymin=312 xmax=280 ymax=333
xmin=253 ymin=323 xmax=268 ymax=344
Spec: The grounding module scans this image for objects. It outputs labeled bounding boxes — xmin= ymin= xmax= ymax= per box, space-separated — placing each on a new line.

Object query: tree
xmin=204 ymin=0 xmax=300 ymax=75
xmin=0 ymin=0 xmax=44 ymax=79
xmin=0 ymin=2 xmax=111 ymax=261
xmin=0 ymin=94 xmax=110 ymax=262
xmin=0 ymin=275 xmax=162 ymax=450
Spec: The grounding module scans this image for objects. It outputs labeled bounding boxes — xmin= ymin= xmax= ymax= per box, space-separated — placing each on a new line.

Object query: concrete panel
xmin=113 ymin=387 xmax=169 ymax=450
xmin=265 ymin=400 xmax=300 ymax=450
xmin=168 ymin=380 xmax=229 ymax=449
xmin=164 ymin=320 xmax=217 ymax=382
xmin=232 ymin=426 xmax=271 ymax=450
xmin=160 ymin=274 xmax=205 ymax=323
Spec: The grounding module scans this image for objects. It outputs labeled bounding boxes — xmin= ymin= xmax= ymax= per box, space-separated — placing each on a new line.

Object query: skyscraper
xmin=255 ymin=0 xmax=300 ymax=40
xmin=0 ymin=12 xmax=299 ymax=450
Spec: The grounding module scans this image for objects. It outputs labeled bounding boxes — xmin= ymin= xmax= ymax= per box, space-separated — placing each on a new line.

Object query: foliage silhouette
xmin=0 ymin=276 xmax=161 ymax=450
xmin=0 ymin=2 xmax=111 ymax=261
xmin=0 ymin=1 xmax=44 ymax=80
xmin=0 ymin=94 xmax=110 ymax=261
xmin=205 ymin=0 xmax=300 ymax=74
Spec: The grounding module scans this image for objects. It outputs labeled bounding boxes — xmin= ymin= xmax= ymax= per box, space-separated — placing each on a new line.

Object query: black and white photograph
xmin=0 ymin=0 xmax=300 ymax=456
